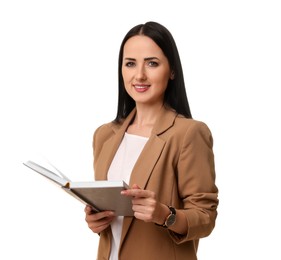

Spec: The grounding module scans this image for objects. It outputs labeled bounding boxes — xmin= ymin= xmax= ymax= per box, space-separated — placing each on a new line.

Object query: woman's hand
xmin=84 ymin=205 xmax=115 ymax=233
xmin=121 ymin=184 xmax=169 ymax=225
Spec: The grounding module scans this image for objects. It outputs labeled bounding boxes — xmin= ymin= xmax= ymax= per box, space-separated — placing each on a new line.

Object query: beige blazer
xmin=93 ymin=107 xmax=218 ymax=260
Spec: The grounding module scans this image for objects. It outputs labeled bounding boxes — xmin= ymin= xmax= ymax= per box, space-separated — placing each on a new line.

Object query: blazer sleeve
xmin=170 ymin=121 xmax=219 ymax=243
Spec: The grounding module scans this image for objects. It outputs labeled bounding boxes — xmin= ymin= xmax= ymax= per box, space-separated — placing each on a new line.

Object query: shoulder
xmin=168 ymin=113 xmax=212 ymax=136
xmin=93 ymin=121 xmax=122 ymax=142
xmin=174 ymin=116 xmax=213 ymax=148
xmin=176 ymin=116 xmax=212 ymax=134
xmin=159 ymin=113 xmax=213 ymax=149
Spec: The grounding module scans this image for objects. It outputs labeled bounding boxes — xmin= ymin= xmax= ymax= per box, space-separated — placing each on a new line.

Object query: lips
xmin=133 ymin=84 xmax=150 ymax=92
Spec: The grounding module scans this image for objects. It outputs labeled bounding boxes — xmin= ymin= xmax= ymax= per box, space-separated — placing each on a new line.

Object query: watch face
xmin=166 ymin=214 xmax=176 ymax=226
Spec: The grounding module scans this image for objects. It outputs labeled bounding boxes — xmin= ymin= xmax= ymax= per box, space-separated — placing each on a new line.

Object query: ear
xmin=170 ymin=71 xmax=175 ymax=80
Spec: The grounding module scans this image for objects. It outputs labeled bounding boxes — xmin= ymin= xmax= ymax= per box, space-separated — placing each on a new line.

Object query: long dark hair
xmin=114 ymin=21 xmax=192 ymax=123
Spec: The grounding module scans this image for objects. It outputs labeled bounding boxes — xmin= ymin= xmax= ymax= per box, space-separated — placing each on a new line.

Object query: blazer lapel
xmin=129 ymin=106 xmax=177 ymax=188
xmin=120 ymin=107 xmax=177 ymax=247
xmin=129 ymin=135 xmax=166 ymax=188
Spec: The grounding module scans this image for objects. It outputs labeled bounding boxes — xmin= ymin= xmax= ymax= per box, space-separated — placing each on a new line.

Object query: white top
xmin=107 ymin=133 xmax=148 ymax=260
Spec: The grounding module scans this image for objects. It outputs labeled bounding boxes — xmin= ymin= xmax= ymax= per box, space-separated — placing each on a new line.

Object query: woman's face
xmin=122 ymin=35 xmax=173 ymax=107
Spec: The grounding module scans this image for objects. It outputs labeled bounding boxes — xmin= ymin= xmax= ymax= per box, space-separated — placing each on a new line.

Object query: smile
xmin=133 ymin=84 xmax=150 ymax=92
xmin=133 ymin=83 xmax=150 ymax=88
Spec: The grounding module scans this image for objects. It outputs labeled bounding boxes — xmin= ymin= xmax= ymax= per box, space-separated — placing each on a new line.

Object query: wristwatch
xmin=161 ymin=206 xmax=177 ymax=228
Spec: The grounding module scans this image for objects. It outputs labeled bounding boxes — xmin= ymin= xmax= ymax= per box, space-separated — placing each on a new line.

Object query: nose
xmin=135 ymin=65 xmax=147 ymax=81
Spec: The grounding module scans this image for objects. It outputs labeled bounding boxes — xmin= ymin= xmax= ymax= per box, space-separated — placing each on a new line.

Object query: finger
xmin=122 ymin=188 xmax=150 ymax=198
xmin=85 ymin=205 xmax=93 ymax=213
xmin=93 ymin=211 xmax=115 ymax=220
xmin=86 ymin=210 xmax=115 ymax=220
xmin=88 ymin=215 xmax=115 ymax=233
xmin=131 ymin=183 xmax=141 ymax=189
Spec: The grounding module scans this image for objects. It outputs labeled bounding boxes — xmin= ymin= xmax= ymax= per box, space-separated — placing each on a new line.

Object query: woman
xmin=85 ymin=21 xmax=219 ymax=260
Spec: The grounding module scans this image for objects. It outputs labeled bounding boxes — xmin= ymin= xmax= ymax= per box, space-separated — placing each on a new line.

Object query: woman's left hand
xmin=121 ymin=184 xmax=169 ymax=225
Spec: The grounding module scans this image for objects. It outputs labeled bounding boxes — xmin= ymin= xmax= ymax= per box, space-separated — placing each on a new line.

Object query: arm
xmin=121 ymin=184 xmax=188 ymax=235
xmin=175 ymin=121 xmax=218 ymax=240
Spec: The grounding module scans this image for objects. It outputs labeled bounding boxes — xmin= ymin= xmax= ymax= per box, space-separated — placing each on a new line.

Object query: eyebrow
xmin=124 ymin=57 xmax=160 ymax=61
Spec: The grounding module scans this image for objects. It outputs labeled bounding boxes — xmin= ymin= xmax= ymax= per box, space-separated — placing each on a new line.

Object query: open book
xmin=23 ymin=160 xmax=134 ymax=216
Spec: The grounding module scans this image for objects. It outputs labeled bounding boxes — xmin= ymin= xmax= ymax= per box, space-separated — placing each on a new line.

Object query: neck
xmin=133 ymin=103 xmax=163 ymax=127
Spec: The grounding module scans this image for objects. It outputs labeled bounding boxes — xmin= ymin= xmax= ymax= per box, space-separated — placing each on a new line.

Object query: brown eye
xmin=148 ymin=61 xmax=158 ymax=67
xmin=125 ymin=61 xmax=135 ymax=67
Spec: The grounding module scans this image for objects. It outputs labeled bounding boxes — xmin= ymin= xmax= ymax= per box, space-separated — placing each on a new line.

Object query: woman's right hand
xmin=84 ymin=205 xmax=115 ymax=233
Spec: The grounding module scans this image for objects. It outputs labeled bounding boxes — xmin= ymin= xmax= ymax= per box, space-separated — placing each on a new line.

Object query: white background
xmin=1 ymin=0 xmax=281 ymax=259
